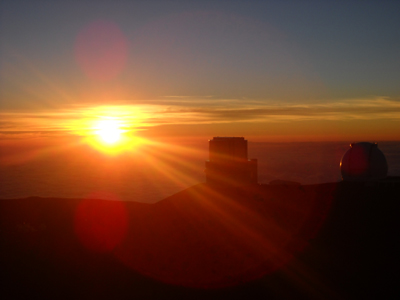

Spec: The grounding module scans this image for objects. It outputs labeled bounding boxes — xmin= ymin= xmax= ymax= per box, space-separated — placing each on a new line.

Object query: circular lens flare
xmin=74 ymin=20 xmax=128 ymax=82
xmin=74 ymin=197 xmax=128 ymax=253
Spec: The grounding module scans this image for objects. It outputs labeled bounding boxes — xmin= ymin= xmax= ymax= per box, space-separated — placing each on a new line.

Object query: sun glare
xmin=72 ymin=106 xmax=152 ymax=155
xmin=95 ymin=119 xmax=124 ymax=144
xmin=84 ymin=117 xmax=145 ymax=155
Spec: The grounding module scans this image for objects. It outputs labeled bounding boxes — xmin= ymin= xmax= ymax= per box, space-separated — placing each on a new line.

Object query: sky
xmin=1 ymin=0 xmax=400 ymax=144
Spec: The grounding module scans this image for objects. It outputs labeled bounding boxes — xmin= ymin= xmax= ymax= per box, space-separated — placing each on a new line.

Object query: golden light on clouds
xmin=77 ymin=106 xmax=149 ymax=155
xmin=82 ymin=115 xmax=146 ymax=155
xmin=0 ymin=97 xmax=399 ymax=144
xmin=84 ymin=133 xmax=143 ymax=156
xmin=63 ymin=104 xmax=152 ymax=136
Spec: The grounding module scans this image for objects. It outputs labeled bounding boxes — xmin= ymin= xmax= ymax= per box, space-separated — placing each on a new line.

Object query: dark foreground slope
xmin=0 ymin=181 xmax=398 ymax=299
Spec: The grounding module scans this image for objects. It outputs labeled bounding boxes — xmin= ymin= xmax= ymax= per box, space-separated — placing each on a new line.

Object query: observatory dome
xmin=340 ymin=142 xmax=388 ymax=181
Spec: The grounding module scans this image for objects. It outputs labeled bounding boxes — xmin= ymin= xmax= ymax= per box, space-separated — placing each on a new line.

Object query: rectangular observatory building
xmin=205 ymin=137 xmax=258 ymax=185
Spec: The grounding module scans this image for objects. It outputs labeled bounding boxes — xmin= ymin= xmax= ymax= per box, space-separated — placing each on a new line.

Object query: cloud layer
xmin=0 ymin=97 xmax=399 ymax=139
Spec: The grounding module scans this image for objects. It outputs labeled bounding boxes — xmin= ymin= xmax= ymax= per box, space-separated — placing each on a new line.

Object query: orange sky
xmin=1 ymin=98 xmax=399 ymax=144
xmin=1 ymin=2 xmax=400 ymax=145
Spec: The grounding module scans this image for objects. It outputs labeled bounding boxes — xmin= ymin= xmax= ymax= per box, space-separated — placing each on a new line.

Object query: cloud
xmin=154 ymin=97 xmax=400 ymax=123
xmin=1 ymin=97 xmax=399 ymax=137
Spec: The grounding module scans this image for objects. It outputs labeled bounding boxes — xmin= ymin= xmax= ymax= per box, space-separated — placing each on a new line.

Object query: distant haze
xmin=1 ymin=140 xmax=399 ymax=202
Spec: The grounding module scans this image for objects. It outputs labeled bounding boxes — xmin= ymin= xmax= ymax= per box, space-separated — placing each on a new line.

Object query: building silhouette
xmin=205 ymin=137 xmax=258 ymax=185
xmin=340 ymin=142 xmax=388 ymax=181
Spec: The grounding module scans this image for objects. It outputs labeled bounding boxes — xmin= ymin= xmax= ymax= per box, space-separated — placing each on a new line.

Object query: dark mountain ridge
xmin=1 ymin=180 xmax=398 ymax=299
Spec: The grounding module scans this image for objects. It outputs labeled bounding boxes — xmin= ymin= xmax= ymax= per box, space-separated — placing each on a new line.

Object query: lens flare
xmin=74 ymin=20 xmax=128 ymax=81
xmin=74 ymin=198 xmax=128 ymax=253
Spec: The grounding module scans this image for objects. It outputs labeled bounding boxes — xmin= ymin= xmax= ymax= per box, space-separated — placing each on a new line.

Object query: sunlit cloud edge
xmin=1 ymin=96 xmax=400 ymax=137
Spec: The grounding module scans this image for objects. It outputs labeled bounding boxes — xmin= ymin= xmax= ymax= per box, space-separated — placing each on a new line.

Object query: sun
xmin=95 ymin=119 xmax=124 ymax=144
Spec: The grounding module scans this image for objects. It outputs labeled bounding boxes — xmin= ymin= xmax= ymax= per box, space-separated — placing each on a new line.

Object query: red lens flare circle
xmin=74 ymin=20 xmax=128 ymax=81
xmin=74 ymin=198 xmax=128 ymax=253
xmin=114 ymin=184 xmax=333 ymax=288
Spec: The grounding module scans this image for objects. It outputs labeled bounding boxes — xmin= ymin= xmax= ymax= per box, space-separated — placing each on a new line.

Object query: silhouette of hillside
xmin=1 ymin=181 xmax=398 ymax=299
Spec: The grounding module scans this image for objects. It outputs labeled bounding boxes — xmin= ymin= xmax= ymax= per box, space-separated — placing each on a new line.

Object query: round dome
xmin=340 ymin=142 xmax=388 ymax=181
